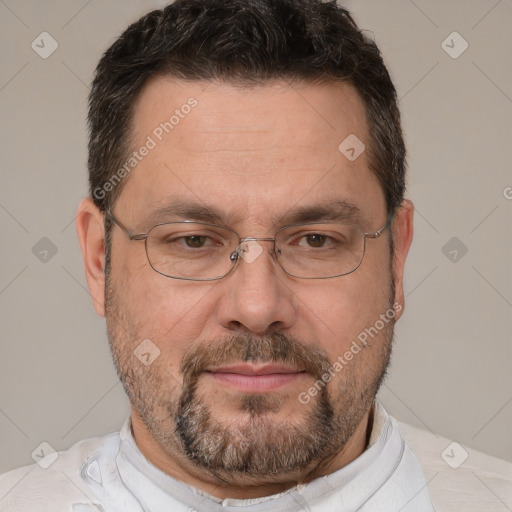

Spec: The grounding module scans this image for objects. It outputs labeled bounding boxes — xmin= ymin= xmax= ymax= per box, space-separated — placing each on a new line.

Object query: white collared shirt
xmin=1 ymin=402 xmax=509 ymax=511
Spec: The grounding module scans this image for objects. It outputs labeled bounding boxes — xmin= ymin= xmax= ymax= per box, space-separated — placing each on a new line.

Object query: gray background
xmin=0 ymin=0 xmax=511 ymax=473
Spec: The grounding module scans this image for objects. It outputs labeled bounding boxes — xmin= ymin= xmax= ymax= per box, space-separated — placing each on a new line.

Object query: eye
xmin=183 ymin=235 xmax=208 ymax=248
xmin=303 ymin=234 xmax=329 ymax=248
xmin=149 ymin=224 xmax=231 ymax=255
xmin=295 ymin=233 xmax=339 ymax=249
xmin=160 ymin=233 xmax=218 ymax=250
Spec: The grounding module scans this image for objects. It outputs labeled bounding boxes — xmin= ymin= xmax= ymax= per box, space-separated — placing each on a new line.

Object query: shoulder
xmin=0 ymin=431 xmax=119 ymax=512
xmin=397 ymin=420 xmax=512 ymax=512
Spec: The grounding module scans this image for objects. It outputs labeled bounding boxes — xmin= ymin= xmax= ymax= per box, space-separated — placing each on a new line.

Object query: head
xmin=77 ymin=0 xmax=413 ymax=491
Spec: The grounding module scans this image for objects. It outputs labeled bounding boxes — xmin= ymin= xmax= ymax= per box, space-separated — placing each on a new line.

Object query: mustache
xmin=180 ymin=332 xmax=332 ymax=385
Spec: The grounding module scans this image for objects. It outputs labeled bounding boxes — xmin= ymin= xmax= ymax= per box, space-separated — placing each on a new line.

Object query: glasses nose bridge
xmin=230 ymin=236 xmax=278 ymax=264
xmin=239 ymin=236 xmax=276 ymax=243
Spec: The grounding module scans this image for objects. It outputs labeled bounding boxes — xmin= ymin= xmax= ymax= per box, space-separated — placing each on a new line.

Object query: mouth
xmin=203 ymin=363 xmax=308 ymax=393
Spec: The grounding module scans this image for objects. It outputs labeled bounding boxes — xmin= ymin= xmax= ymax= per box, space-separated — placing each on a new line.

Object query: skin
xmin=76 ymin=77 xmax=414 ymax=499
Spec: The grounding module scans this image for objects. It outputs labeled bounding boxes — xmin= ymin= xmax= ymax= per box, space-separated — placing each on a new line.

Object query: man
xmin=1 ymin=1 xmax=511 ymax=511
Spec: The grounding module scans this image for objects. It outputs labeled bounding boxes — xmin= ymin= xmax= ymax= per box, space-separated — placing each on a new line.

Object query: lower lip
xmin=205 ymin=372 xmax=304 ymax=393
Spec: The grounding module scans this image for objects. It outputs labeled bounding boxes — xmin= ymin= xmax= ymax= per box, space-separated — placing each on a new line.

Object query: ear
xmin=76 ymin=198 xmax=107 ymax=317
xmin=390 ymin=199 xmax=414 ymax=321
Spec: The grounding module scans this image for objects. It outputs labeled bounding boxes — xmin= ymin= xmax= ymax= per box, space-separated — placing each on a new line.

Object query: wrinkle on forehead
xmin=131 ymin=77 xmax=369 ymax=153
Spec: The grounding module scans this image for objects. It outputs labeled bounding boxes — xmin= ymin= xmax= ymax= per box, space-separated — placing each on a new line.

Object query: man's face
xmin=93 ymin=78 xmax=409 ymax=486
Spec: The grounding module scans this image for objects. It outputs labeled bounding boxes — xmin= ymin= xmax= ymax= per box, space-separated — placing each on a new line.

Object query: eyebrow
xmin=144 ymin=200 xmax=227 ymax=228
xmin=143 ymin=198 xmax=367 ymax=230
xmin=275 ymin=199 xmax=365 ymax=227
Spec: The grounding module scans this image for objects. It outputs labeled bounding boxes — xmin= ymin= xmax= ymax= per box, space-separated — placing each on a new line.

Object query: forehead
xmin=134 ymin=76 xmax=366 ymax=141
xmin=132 ymin=76 xmax=368 ymax=148
xmin=119 ymin=76 xmax=385 ymax=228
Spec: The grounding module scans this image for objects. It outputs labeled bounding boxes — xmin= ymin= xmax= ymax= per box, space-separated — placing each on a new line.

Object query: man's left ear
xmin=390 ymin=199 xmax=414 ymax=321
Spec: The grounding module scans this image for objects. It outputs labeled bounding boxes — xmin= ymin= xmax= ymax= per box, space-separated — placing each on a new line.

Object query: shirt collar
xmin=116 ymin=400 xmax=398 ymax=509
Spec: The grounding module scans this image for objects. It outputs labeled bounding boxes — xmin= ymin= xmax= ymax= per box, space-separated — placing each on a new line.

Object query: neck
xmin=130 ymin=406 xmax=374 ymax=500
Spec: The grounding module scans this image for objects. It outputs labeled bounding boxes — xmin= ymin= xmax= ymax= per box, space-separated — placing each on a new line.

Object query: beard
xmin=105 ymin=276 xmax=395 ymax=485
xmin=176 ymin=333 xmax=354 ymax=480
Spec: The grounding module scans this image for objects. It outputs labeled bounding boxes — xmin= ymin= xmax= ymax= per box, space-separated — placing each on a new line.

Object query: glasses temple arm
xmin=106 ymin=209 xmax=146 ymax=240
xmin=364 ymin=212 xmax=394 ymax=238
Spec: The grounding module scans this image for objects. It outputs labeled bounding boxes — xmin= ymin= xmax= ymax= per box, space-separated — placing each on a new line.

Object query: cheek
xmin=293 ymin=258 xmax=392 ymax=358
xmin=112 ymin=241 xmax=205 ymax=323
xmin=110 ymin=249 xmax=219 ymax=363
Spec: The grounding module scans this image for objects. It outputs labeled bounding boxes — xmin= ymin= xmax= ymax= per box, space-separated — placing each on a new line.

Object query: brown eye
xmin=305 ymin=234 xmax=327 ymax=248
xmin=184 ymin=235 xmax=208 ymax=248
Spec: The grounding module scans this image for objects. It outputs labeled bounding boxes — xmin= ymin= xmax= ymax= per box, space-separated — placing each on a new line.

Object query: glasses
xmin=107 ymin=210 xmax=393 ymax=281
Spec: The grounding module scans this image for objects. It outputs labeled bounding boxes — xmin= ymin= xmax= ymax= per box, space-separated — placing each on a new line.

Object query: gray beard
xmin=175 ymin=365 xmax=337 ymax=478
xmin=171 ymin=333 xmax=389 ymax=482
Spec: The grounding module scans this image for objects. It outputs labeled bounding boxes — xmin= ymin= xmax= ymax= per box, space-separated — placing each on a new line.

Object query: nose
xmin=215 ymin=240 xmax=296 ymax=336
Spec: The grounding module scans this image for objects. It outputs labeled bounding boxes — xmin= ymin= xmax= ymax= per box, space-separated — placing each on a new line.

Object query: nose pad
xmin=238 ymin=240 xmax=264 ymax=264
xmin=231 ymin=239 xmax=270 ymax=265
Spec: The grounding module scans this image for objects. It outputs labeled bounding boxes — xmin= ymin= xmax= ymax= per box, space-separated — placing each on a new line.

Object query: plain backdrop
xmin=0 ymin=0 xmax=511 ymax=473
